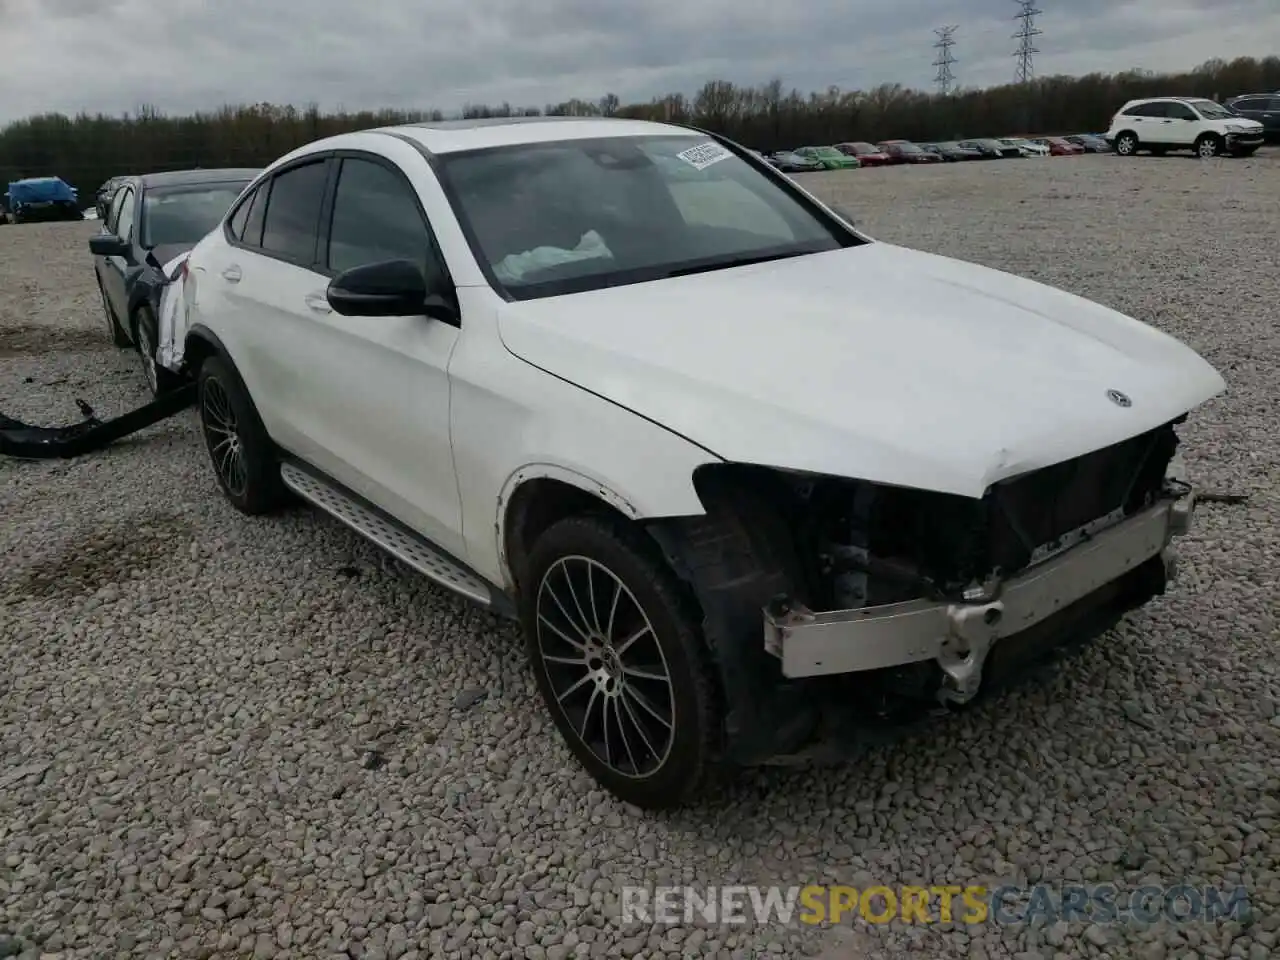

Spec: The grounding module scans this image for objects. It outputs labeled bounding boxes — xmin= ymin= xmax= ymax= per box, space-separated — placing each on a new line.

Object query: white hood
xmin=495 ymin=243 xmax=1225 ymax=499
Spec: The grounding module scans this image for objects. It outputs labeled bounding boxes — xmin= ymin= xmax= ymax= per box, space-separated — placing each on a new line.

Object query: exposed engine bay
xmin=722 ymin=419 xmax=1184 ymax=613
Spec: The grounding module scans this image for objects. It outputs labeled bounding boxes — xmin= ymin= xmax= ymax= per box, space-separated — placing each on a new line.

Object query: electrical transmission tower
xmin=1012 ymin=1 xmax=1042 ymax=84
xmin=932 ymin=26 xmax=958 ymax=95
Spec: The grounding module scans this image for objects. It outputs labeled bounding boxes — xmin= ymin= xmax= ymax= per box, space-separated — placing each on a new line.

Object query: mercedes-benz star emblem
xmin=1106 ymin=389 xmax=1132 ymax=408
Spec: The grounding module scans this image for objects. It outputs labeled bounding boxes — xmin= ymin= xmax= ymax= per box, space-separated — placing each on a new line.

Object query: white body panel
xmin=184 ymin=119 xmax=1225 ymax=594
xmin=496 ymin=242 xmax=1225 ymax=499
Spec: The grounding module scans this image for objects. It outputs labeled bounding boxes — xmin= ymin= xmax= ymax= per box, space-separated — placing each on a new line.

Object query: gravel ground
xmin=2 ymin=152 xmax=1279 ymax=960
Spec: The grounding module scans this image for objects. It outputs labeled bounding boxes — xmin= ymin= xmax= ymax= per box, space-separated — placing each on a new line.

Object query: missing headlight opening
xmin=698 ymin=419 xmax=1182 ymax=615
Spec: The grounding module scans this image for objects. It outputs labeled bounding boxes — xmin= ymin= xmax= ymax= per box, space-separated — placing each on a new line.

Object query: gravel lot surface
xmin=2 ymin=152 xmax=1279 ymax=960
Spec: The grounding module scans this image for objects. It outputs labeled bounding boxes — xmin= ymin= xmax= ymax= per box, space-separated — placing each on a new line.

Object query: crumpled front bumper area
xmin=764 ymin=485 xmax=1194 ymax=705
xmin=0 ymin=384 xmax=196 ymax=459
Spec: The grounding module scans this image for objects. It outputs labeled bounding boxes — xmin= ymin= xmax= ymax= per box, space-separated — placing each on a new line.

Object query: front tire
xmin=132 ymin=305 xmax=181 ymax=397
xmin=520 ymin=514 xmax=720 ymax=810
xmin=98 ymin=280 xmax=131 ymax=347
xmin=1195 ymin=134 xmax=1222 ymax=159
xmin=197 ymin=354 xmax=288 ymax=516
xmin=1114 ymin=132 xmax=1139 ymax=156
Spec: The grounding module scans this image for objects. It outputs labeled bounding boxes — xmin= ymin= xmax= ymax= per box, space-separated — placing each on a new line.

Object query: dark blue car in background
xmin=1 ymin=176 xmax=82 ymax=224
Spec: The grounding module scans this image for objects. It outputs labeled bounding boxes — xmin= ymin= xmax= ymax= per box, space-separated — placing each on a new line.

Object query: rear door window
xmin=241 ymin=185 xmax=268 ymax=248
xmin=227 ymin=188 xmax=254 ymax=240
xmin=259 ymin=161 xmax=329 ymax=265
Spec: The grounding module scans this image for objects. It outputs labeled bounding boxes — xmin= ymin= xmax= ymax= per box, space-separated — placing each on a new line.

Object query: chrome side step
xmin=279 ymin=461 xmax=496 ymax=609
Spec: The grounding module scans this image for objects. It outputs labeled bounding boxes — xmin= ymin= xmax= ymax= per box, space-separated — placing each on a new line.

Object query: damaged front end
xmin=652 ymin=419 xmax=1194 ymax=764
xmin=0 ymin=384 xmax=196 ymax=459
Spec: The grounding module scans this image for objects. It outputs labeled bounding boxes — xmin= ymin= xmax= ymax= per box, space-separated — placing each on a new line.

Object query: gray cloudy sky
xmin=1 ymin=0 xmax=1276 ymax=123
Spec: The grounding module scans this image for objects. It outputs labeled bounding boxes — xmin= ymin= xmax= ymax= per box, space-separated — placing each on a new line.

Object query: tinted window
xmin=142 ymin=182 xmax=249 ymax=248
xmin=241 ymin=186 xmax=267 ymax=247
xmin=1166 ymin=102 xmax=1197 ymax=121
xmin=115 ymin=189 xmax=136 ymax=241
xmin=260 ymin=161 xmax=328 ymax=263
xmin=327 ymin=158 xmax=433 ymax=274
xmin=1125 ymin=102 xmax=1164 ymax=117
xmin=227 ymin=189 xmax=253 ymax=240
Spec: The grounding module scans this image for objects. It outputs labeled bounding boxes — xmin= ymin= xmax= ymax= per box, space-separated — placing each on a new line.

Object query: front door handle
xmin=304 ymin=292 xmax=332 ymax=314
xmin=221 ymin=265 xmax=242 ymax=283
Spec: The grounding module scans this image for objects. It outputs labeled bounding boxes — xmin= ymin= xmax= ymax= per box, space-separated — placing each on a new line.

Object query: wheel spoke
xmin=600 ymin=693 xmax=613 ymax=767
xmin=555 ymin=670 xmax=593 ymax=704
xmin=584 ymin=562 xmax=602 ymax=635
xmin=604 ymin=577 xmax=621 ymax=639
xmin=538 ymin=611 xmax=588 ymax=652
xmin=611 ymin=697 xmax=641 ymax=774
xmin=620 ymin=693 xmax=659 ymax=763
xmin=623 ymin=664 xmax=667 ymax=683
xmin=543 ymin=653 xmax=586 ymax=666
xmin=614 ymin=624 xmax=651 ymax=658
xmin=624 ymin=683 xmax=672 ymax=729
xmin=545 ymin=577 xmax=592 ymax=644
xmin=563 ymin=563 xmax=594 ymax=638
xmin=578 ymin=686 xmax=601 ymax=740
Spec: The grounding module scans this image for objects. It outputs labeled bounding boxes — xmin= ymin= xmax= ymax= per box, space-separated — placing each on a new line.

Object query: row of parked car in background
xmin=758 ymin=133 xmax=1113 ymax=171
xmin=758 ymin=92 xmax=1276 ymax=171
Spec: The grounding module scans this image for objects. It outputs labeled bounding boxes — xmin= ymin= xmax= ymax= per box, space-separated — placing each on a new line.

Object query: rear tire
xmin=197 ymin=354 xmax=288 ymax=516
xmin=1114 ymin=132 xmax=1139 ymax=156
xmin=520 ymin=514 xmax=720 ymax=810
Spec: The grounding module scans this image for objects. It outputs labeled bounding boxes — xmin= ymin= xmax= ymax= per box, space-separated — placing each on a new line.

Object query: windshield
xmin=812 ymin=147 xmax=842 ymax=158
xmin=895 ymin=142 xmax=923 ymax=154
xmin=436 ymin=135 xmax=852 ymax=300
xmin=849 ymin=143 xmax=877 ymax=154
xmin=141 ymin=182 xmax=248 ymax=248
xmin=1190 ymin=100 xmax=1234 ymax=120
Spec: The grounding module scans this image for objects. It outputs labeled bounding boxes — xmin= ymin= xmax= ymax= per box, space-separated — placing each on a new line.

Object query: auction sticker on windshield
xmin=676 ymin=142 xmax=732 ymax=170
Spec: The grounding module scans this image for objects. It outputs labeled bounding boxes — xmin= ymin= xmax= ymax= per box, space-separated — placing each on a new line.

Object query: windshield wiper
xmin=664 ymin=250 xmax=808 ymax=279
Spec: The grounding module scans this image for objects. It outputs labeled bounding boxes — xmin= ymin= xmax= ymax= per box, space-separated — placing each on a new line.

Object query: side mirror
xmin=89 ymin=234 xmax=129 ymax=257
xmin=326 ymin=258 xmax=454 ymax=319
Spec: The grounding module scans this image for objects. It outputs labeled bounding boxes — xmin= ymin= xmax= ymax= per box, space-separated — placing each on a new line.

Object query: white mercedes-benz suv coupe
xmin=180 ymin=117 xmax=1224 ymax=809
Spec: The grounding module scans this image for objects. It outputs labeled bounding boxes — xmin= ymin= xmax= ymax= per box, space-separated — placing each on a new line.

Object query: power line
xmin=1012 ymin=1 xmax=1043 ymax=84
xmin=932 ymin=26 xmax=959 ymax=95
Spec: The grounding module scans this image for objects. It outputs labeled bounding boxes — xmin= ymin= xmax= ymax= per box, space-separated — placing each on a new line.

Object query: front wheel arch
xmin=500 ymin=471 xmax=644 ymax=595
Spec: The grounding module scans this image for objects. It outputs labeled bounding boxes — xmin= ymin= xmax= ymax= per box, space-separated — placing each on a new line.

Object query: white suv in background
xmin=1106 ymin=97 xmax=1265 ymax=158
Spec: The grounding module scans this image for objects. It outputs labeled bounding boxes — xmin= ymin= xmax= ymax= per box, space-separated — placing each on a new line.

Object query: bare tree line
xmin=1 ymin=55 xmax=1276 ymax=197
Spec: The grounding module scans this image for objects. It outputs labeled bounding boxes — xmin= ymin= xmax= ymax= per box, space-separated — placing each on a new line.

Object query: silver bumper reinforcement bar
xmin=764 ymin=490 xmax=1194 ymax=702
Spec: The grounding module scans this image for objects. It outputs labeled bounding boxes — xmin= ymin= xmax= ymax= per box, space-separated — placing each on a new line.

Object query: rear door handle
xmin=304 ymin=292 xmax=332 ymax=314
xmin=221 ymin=265 xmax=242 ymax=283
